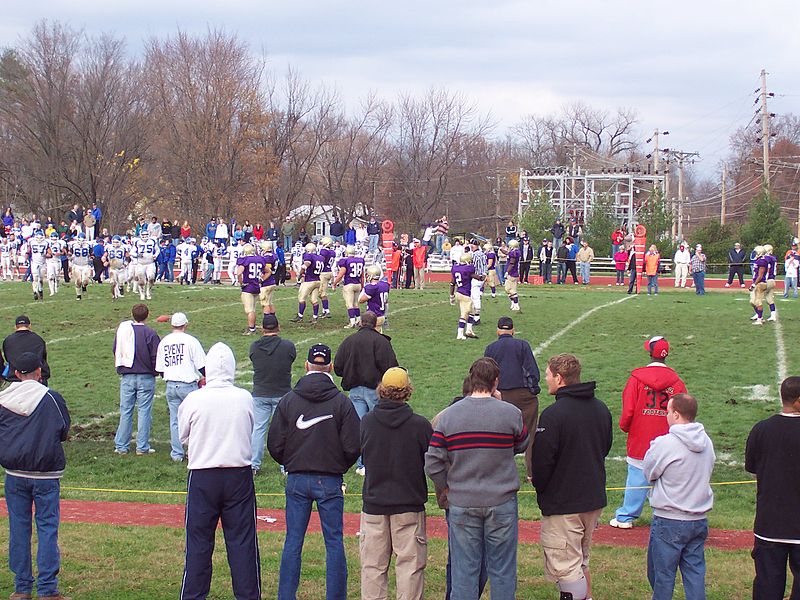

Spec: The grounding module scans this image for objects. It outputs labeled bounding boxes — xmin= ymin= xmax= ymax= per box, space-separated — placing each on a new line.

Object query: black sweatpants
xmin=752 ymin=536 xmax=800 ymax=600
xmin=567 ymin=260 xmax=578 ymax=283
xmin=182 ymin=467 xmax=261 ymax=600
xmin=520 ymin=261 xmax=531 ymax=283
xmin=727 ymin=266 xmax=745 ymax=285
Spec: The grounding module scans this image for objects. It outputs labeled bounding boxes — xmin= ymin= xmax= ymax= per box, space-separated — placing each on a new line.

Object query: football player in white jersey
xmin=212 ymin=241 xmax=226 ymax=284
xmin=132 ymin=229 xmax=160 ymax=300
xmin=177 ymin=237 xmax=195 ymax=285
xmin=227 ymin=234 xmax=245 ymax=285
xmin=46 ymin=231 xmax=66 ymax=296
xmin=103 ymin=235 xmax=129 ymax=299
xmin=28 ymin=230 xmax=49 ymax=300
xmin=0 ymin=234 xmax=16 ymax=280
xmin=69 ymin=232 xmax=94 ymax=300
xmin=290 ymin=241 xmax=304 ymax=284
xmin=125 ymin=236 xmax=138 ymax=294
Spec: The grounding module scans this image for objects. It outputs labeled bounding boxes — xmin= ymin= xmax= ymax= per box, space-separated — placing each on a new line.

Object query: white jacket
xmin=673 ymin=249 xmax=691 ymax=265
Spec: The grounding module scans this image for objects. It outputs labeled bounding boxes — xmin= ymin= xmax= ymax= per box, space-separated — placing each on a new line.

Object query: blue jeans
xmin=647 ymin=516 xmax=708 ymax=600
xmin=557 ymin=262 xmax=568 ymax=284
xmin=614 ymin=463 xmax=649 ymax=523
xmin=251 ymin=396 xmax=281 ymax=471
xmin=284 ymin=235 xmax=292 ymax=249
xmin=368 ymin=233 xmax=380 ymax=253
xmin=448 ymin=497 xmax=518 ymax=599
xmin=445 ymin=509 xmax=488 ymax=600
xmin=167 ymin=261 xmax=175 ymax=282
xmin=349 ymin=386 xmax=378 ymax=469
xmin=157 ymin=262 xmax=168 ymax=280
xmin=784 ymin=276 xmax=798 ymax=298
xmin=279 ymin=473 xmax=346 ymax=600
xmin=5 ymin=475 xmax=61 ymax=597
xmin=647 ymin=274 xmax=659 ymax=294
xmin=497 ymin=263 xmax=507 ymax=284
xmin=692 ymin=271 xmax=705 ymax=294
xmin=114 ymin=373 xmax=156 ymax=453
xmin=165 ymin=381 xmax=198 ymax=460
xmin=579 ymin=261 xmax=591 ymax=283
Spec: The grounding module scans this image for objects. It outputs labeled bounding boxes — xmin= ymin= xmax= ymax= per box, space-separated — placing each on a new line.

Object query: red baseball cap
xmin=644 ymin=336 xmax=670 ymax=359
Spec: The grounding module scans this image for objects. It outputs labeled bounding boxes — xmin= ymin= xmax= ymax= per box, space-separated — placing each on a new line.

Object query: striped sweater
xmin=424 ymin=395 xmax=528 ymax=508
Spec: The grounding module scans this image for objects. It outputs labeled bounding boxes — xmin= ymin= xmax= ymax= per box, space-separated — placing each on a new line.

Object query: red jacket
xmin=619 ymin=363 xmax=687 ymax=460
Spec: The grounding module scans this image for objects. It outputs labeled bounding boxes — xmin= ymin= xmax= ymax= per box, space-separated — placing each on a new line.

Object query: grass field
xmin=0 ymin=277 xmax=797 ymax=597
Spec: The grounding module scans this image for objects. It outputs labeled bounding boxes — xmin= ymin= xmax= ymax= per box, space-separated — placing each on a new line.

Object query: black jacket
xmin=520 ymin=244 xmax=534 ymax=262
xmin=267 ymin=372 xmax=360 ymax=475
xmin=361 ymin=401 xmax=433 ymax=514
xmin=484 ymin=334 xmax=540 ymax=395
xmin=249 ymin=335 xmax=296 ymax=398
xmin=330 ymin=221 xmax=344 ymax=237
xmin=555 ymin=245 xmax=569 ymax=262
xmin=728 ymin=248 xmax=746 ymax=266
xmin=2 ymin=330 xmax=50 ymax=384
xmin=551 ymin=222 xmax=565 ymax=238
xmin=333 ymin=327 xmax=398 ymax=390
xmin=530 ymin=381 xmax=612 ymax=516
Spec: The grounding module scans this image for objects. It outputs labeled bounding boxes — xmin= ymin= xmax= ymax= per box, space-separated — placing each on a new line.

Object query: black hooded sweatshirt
xmin=361 ymin=401 xmax=433 ymax=515
xmin=267 ymin=372 xmax=361 ymax=475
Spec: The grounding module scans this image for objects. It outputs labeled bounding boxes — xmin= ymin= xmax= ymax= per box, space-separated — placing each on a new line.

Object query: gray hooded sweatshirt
xmin=642 ymin=422 xmax=715 ymax=521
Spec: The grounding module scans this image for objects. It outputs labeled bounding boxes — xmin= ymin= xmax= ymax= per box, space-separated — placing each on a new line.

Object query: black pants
xmin=520 ymin=261 xmax=531 ymax=283
xmin=627 ymin=268 xmax=638 ymax=293
xmin=61 ymin=260 xmax=70 ymax=282
xmin=191 ymin=260 xmax=199 ymax=284
xmin=542 ymin=261 xmax=552 ymax=283
xmin=182 ymin=467 xmax=261 ymax=600
xmin=728 ymin=266 xmax=745 ymax=285
xmin=405 ymin=263 xmax=414 ymax=288
xmin=500 ymin=389 xmax=538 ymax=478
xmin=92 ymin=257 xmax=104 ymax=283
xmin=276 ymin=263 xmax=287 ymax=285
xmin=567 ymin=260 xmax=578 ymax=283
xmin=752 ymin=536 xmax=800 ymax=600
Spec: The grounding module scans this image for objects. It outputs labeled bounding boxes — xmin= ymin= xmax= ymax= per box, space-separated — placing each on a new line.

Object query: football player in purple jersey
xmin=290 ymin=243 xmax=325 ymax=323
xmin=450 ymin=252 xmax=481 ymax=340
xmin=259 ymin=240 xmax=279 ymax=317
xmin=236 ymin=244 xmax=267 ymax=335
xmin=750 ymin=244 xmax=778 ymax=325
xmin=334 ymin=245 xmax=365 ymax=328
xmin=505 ymin=238 xmax=522 ymax=311
xmin=317 ymin=237 xmax=337 ymax=319
xmin=359 ymin=264 xmax=390 ymax=333
xmin=484 ymin=242 xmax=498 ymax=298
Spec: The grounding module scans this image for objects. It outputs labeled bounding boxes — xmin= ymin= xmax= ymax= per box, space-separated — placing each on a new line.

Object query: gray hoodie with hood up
xmin=643 ymin=422 xmax=715 ymax=520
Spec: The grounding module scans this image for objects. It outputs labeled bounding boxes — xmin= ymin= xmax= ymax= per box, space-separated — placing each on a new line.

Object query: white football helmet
xmin=483 ymin=243 xmax=493 ymax=252
xmin=320 ymin=236 xmax=333 ymax=248
xmin=242 ymin=244 xmax=255 ymax=256
xmin=304 ymin=243 xmax=317 ymax=253
xmin=345 ymin=245 xmax=356 ymax=256
xmin=754 ymin=245 xmax=766 ymax=257
xmin=366 ymin=264 xmax=382 ymax=280
xmin=507 ymin=239 xmax=520 ymax=249
xmin=763 ymin=244 xmax=774 ymax=255
xmin=261 ymin=240 xmax=274 ymax=252
xmin=460 ymin=252 xmax=473 ymax=265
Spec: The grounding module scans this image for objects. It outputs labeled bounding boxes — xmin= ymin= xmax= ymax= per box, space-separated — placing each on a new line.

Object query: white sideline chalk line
xmin=775 ymin=319 xmax=787 ymax=392
xmin=533 ymin=295 xmax=635 ymax=356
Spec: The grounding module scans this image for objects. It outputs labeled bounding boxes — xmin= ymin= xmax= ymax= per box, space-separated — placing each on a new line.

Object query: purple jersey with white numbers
xmin=451 ymin=263 xmax=475 ymax=296
xmin=302 ymin=252 xmax=325 ymax=282
xmin=239 ymin=255 xmax=265 ymax=294
xmin=486 ymin=251 xmax=496 ymax=270
xmin=507 ymin=248 xmax=521 ymax=277
xmin=364 ymin=280 xmax=390 ymax=316
xmin=754 ymin=256 xmax=769 ymax=282
xmin=319 ymin=247 xmax=337 ymax=273
xmin=261 ymin=252 xmax=277 ymax=287
xmin=766 ymin=255 xmax=777 ymax=280
xmin=340 ymin=256 xmax=365 ymax=285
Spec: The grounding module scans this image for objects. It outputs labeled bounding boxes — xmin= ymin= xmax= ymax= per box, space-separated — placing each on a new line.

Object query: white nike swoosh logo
xmin=296 ymin=414 xmax=334 ymax=430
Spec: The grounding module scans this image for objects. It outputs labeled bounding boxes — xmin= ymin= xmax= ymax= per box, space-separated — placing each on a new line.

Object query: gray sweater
xmin=643 ymin=422 xmax=715 ymax=520
xmin=424 ymin=395 xmax=528 ymax=508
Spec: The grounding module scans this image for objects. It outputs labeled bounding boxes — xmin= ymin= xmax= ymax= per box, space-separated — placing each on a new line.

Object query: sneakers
xmin=724 ymin=283 xmax=730 ymax=288
xmin=136 ymin=449 xmax=156 ymax=456
xmin=10 ymin=592 xmax=33 ymax=599
xmin=609 ymin=518 xmax=634 ymax=529
xmin=465 ymin=331 xmax=479 ymax=339
xmin=355 ymin=466 xmax=366 ymax=477
xmin=241 ymin=328 xmax=255 ymax=335
xmin=752 ymin=318 xmax=764 ymax=326
xmin=113 ymin=448 xmax=128 ymax=456
xmin=750 ymin=314 xmax=759 ymax=320
xmin=767 ymin=314 xmax=777 ymax=322
xmin=289 ymin=316 xmax=303 ymax=323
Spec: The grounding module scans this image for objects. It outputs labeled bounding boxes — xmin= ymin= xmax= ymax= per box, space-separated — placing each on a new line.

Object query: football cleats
xmin=242 ymin=244 xmax=255 ymax=256
xmin=507 ymin=239 xmax=520 ymax=249
xmin=345 ymin=245 xmax=356 ymax=256
xmin=366 ymin=264 xmax=382 ymax=280
xmin=460 ymin=252 xmax=473 ymax=264
xmin=304 ymin=243 xmax=317 ymax=253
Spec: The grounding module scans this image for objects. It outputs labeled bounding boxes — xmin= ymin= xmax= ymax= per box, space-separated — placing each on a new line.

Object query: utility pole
xmin=653 ymin=130 xmax=660 ymax=172
xmin=663 ymin=150 xmax=700 ymax=241
xmin=721 ymin=163 xmax=727 ymax=225
xmin=761 ymin=69 xmax=771 ymax=189
xmin=495 ymin=169 xmax=501 ymax=239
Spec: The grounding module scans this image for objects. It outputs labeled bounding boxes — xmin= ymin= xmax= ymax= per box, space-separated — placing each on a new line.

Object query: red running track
xmin=0 ymin=500 xmax=752 ymax=551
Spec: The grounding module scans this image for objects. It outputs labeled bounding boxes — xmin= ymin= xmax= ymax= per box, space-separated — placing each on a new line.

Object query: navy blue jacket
xmin=0 ymin=381 xmax=70 ymax=476
xmin=484 ymin=334 xmax=541 ymax=395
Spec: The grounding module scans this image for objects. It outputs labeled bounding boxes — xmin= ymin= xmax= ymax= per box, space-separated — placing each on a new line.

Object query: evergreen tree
xmin=739 ymin=191 xmax=792 ymax=252
xmin=518 ymin=191 xmax=558 ymax=242
xmin=584 ymin=193 xmax=616 ymax=257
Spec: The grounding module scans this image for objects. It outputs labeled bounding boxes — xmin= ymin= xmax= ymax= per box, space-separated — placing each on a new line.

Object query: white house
xmin=287 ymin=204 xmax=369 ymax=239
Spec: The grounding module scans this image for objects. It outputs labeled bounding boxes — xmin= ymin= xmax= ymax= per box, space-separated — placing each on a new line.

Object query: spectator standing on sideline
xmin=0 ymin=352 xmax=71 ymax=600
xmin=519 ymin=237 xmax=534 ymax=283
xmin=249 ymin=314 xmax=296 ymax=474
xmin=435 ymin=215 xmax=449 ymax=254
xmin=565 ymin=237 xmax=579 ymax=284
xmin=425 ymin=357 xmax=528 ymax=599
xmin=540 ymin=239 xmax=554 ymax=284
xmin=626 ymin=243 xmax=638 ymax=294
xmin=253 ymin=222 xmax=264 ymax=241
xmin=567 ymin=218 xmax=582 ymax=245
xmin=644 ymin=244 xmax=661 ymax=295
xmin=746 ymin=376 xmax=800 ymax=599
xmin=725 ymin=242 xmax=747 ymax=288
xmin=180 ymin=220 xmax=192 ymax=241
xmin=268 ymin=344 xmax=360 ymax=600
xmin=531 ymin=354 xmax=612 ymax=600
xmin=112 ymin=304 xmax=160 ymax=456
xmin=265 ymin=220 xmax=278 ymax=242
xmin=644 ymin=393 xmax=715 ymax=600
xmin=155 ymin=313 xmax=206 ymax=463
xmin=333 ymin=311 xmax=398 ymax=474
xmin=83 ymin=209 xmax=96 ymax=242
xmin=551 ymin=218 xmax=565 ymax=248
xmin=148 ymin=216 xmax=162 ymax=241
xmin=613 ymin=246 xmax=628 ymax=286
xmin=367 ymin=216 xmax=381 ymax=254
xmin=178 ymin=342 xmax=260 ymax=600
xmin=2 ymin=315 xmax=50 ymax=386
xmin=691 ymin=244 xmax=707 ymax=295
xmin=576 ymin=239 xmax=594 ymax=285
xmin=360 ymin=367 xmax=433 ymax=600
xmin=784 ymin=243 xmax=799 ymax=299
xmin=412 ymin=240 xmax=428 ymax=290
xmin=611 ymin=336 xmax=687 ymax=529
xmin=204 ymin=217 xmax=217 ymax=241
xmin=330 ymin=217 xmax=344 ymax=244
xmin=484 ymin=316 xmax=540 ymax=480
xmin=556 ymin=241 xmax=569 ymax=284
xmin=91 ymin=201 xmax=102 ymax=236
xmin=505 ymin=220 xmax=518 ymax=243
xmin=673 ymin=243 xmax=691 ymax=288
xmin=611 ymin=226 xmax=626 ymax=254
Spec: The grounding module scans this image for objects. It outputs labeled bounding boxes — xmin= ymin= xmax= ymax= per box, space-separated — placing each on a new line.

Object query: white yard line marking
xmin=533 ymin=295 xmax=635 ymax=356
xmin=775 ymin=319 xmax=788 ymax=391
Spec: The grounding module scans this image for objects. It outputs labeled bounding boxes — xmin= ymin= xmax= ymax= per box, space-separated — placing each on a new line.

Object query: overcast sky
xmin=2 ymin=0 xmax=799 ymax=179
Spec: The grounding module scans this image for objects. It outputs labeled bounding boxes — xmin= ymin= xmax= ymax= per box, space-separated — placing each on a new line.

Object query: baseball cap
xmin=262 ymin=314 xmax=279 ymax=330
xmin=497 ymin=317 xmax=514 ymax=331
xmin=644 ymin=336 xmax=670 ymax=359
xmin=308 ymin=343 xmax=332 ymax=366
xmin=171 ymin=312 xmax=188 ymax=327
xmin=15 ymin=315 xmax=31 ymax=327
xmin=381 ymin=367 xmax=410 ymax=388
xmin=15 ymin=352 xmax=41 ymax=374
